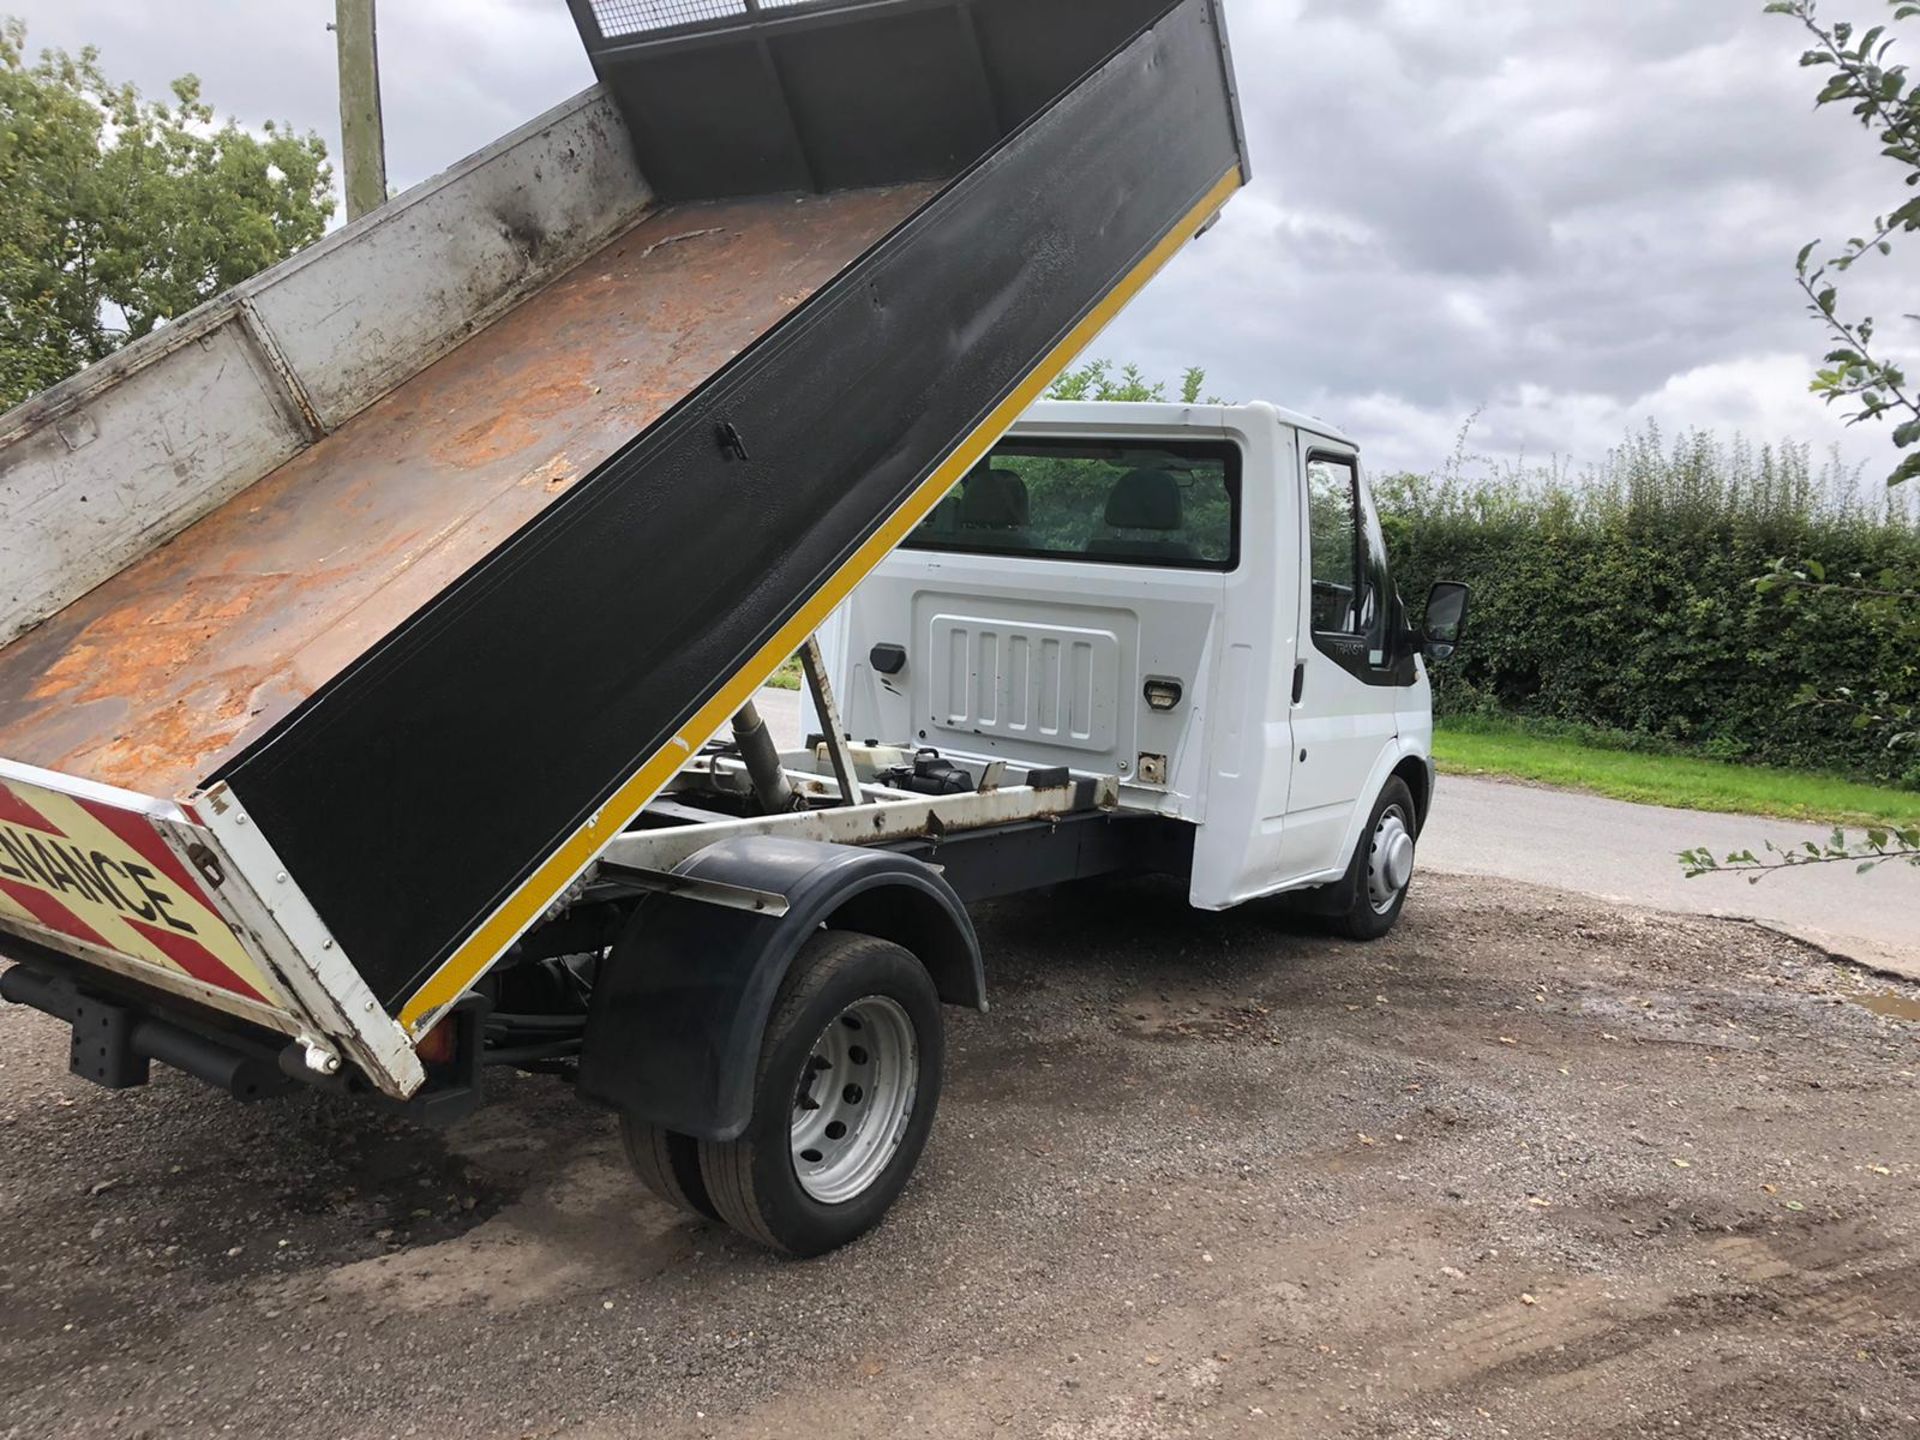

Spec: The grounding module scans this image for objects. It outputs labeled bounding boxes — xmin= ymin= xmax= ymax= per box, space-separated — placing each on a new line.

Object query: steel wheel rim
xmin=790 ymin=995 xmax=919 ymax=1205
xmin=1367 ymin=804 xmax=1415 ymax=915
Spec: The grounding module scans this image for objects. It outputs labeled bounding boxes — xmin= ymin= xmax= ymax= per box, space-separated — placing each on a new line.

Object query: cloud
xmin=1322 ymin=352 xmax=1870 ymax=479
xmin=12 ymin=0 xmax=1918 ymax=483
xmin=1102 ymin=0 xmax=1920 ymax=482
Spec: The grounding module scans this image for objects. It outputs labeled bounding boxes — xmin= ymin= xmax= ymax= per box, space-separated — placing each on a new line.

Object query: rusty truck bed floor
xmin=0 ymin=186 xmax=929 ymax=800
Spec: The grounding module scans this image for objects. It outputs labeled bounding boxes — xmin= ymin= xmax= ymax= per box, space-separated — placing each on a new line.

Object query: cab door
xmin=1276 ymin=442 xmax=1407 ymax=879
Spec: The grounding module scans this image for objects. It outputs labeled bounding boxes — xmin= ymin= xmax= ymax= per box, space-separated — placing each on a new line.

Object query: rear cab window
xmin=905 ymin=439 xmax=1240 ymax=571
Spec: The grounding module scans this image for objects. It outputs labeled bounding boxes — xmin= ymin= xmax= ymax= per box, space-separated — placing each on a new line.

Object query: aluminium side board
xmin=0 ymin=0 xmax=1248 ymax=1093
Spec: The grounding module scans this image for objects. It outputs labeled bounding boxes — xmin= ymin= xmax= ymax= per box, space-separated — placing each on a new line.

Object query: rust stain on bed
xmin=0 ymin=186 xmax=931 ymax=799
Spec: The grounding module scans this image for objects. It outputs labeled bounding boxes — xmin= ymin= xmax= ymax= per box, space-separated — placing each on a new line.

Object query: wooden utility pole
xmin=334 ymin=0 xmax=388 ymax=222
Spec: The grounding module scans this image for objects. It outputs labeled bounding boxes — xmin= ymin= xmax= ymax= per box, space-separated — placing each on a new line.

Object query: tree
xmin=1048 ymin=358 xmax=1222 ymax=404
xmin=1768 ymin=0 xmax=1920 ymax=486
xmin=0 ymin=18 xmax=334 ymax=411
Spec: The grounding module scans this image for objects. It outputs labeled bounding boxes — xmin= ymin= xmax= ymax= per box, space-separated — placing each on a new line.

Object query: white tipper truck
xmin=0 ymin=0 xmax=1466 ymax=1255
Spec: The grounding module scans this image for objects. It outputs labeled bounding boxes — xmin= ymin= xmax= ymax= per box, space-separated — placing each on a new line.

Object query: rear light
xmin=416 ymin=1015 xmax=458 ymax=1067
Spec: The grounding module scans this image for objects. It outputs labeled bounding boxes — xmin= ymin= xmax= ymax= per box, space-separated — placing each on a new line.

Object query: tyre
xmin=1326 ymin=777 xmax=1418 ymax=941
xmin=620 ymin=1119 xmax=718 ymax=1221
xmin=698 ymin=930 xmax=944 ymax=1257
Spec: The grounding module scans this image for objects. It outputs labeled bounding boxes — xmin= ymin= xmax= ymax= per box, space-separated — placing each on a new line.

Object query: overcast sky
xmin=11 ymin=0 xmax=1917 ymax=481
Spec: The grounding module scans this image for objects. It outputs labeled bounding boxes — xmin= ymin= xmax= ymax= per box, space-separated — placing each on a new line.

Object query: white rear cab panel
xmin=838 ymin=562 xmax=1224 ymax=817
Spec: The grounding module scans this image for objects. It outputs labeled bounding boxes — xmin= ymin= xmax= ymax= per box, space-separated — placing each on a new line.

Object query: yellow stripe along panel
xmin=399 ymin=166 xmax=1245 ymax=1032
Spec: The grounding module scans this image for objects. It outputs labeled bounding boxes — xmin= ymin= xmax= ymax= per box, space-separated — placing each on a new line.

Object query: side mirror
xmin=1423 ymin=582 xmax=1470 ymax=662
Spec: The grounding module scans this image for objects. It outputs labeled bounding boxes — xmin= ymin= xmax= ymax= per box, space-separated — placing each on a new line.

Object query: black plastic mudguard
xmin=577 ymin=836 xmax=982 ymax=1142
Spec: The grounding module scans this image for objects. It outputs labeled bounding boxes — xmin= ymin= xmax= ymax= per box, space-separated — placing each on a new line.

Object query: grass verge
xmin=1435 ymin=714 xmax=1920 ymax=827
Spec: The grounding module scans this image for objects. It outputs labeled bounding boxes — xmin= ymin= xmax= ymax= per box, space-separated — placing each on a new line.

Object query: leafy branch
xmin=1682 ymin=824 xmax=1920 ymax=879
xmin=1755 ymin=555 xmax=1920 ymax=602
xmin=1768 ymin=0 xmax=1920 ymax=485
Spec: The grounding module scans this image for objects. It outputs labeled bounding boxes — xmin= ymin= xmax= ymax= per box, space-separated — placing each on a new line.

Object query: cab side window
xmin=1307 ymin=451 xmax=1402 ymax=681
xmin=1307 ymin=457 xmax=1366 ymax=635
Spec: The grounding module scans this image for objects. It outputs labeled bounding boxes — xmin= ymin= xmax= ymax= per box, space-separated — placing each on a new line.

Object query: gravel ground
xmin=2 ymin=872 xmax=1917 ymax=1439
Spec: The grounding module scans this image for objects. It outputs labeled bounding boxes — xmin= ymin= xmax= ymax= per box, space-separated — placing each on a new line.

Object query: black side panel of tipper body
xmin=220 ymin=0 xmax=1245 ymax=1010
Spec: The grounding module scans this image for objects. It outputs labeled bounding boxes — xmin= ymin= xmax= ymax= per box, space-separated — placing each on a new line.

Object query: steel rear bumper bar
xmin=0 ymin=930 xmax=484 ymax=1125
xmin=1 ymin=962 xmax=292 ymax=1101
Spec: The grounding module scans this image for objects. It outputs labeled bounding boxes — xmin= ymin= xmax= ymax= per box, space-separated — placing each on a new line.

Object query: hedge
xmin=1377 ymin=428 xmax=1920 ymax=788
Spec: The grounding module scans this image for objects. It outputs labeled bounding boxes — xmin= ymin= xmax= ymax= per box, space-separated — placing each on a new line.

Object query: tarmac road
xmin=1419 ymin=775 xmax=1920 ymax=981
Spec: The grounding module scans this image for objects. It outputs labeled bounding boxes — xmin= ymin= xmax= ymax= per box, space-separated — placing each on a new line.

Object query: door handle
xmin=1292 ymin=662 xmax=1306 ymax=705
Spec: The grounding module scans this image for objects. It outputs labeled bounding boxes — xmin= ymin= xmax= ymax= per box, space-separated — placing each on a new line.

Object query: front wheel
xmin=698 ymin=930 xmax=944 ymax=1257
xmin=1326 ymin=777 xmax=1418 ymax=941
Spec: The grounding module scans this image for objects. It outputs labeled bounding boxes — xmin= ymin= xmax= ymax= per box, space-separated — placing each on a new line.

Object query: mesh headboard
xmin=582 ymin=0 xmax=872 ymax=43
xmin=564 ymin=0 xmax=1184 ymax=199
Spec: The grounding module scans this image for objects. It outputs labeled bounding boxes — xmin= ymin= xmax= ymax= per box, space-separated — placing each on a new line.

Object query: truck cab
xmin=822 ymin=400 xmax=1444 ymax=931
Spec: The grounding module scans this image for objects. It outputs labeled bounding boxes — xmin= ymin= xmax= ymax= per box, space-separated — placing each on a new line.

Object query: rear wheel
xmin=620 ymin=1119 xmax=718 ymax=1221
xmin=1327 ymin=777 xmax=1418 ymax=941
xmin=698 ymin=930 xmax=944 ymax=1257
